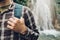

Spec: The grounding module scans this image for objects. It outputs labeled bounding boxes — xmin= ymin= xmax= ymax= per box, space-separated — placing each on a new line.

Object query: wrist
xmin=20 ymin=25 xmax=28 ymax=35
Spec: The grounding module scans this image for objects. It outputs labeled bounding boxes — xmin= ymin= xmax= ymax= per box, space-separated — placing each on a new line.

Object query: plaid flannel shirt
xmin=0 ymin=3 xmax=39 ymax=40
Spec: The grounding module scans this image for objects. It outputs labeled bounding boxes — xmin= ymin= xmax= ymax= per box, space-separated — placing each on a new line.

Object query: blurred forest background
xmin=13 ymin=0 xmax=28 ymax=6
xmin=56 ymin=0 xmax=60 ymax=14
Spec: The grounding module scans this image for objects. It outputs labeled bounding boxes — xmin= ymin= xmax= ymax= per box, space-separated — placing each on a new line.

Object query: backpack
xmin=14 ymin=3 xmax=22 ymax=18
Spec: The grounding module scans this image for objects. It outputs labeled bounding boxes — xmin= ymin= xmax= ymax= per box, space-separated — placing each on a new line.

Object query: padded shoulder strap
xmin=14 ymin=3 xmax=23 ymax=18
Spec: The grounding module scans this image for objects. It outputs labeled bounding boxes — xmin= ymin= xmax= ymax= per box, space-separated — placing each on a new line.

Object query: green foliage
xmin=13 ymin=0 xmax=28 ymax=6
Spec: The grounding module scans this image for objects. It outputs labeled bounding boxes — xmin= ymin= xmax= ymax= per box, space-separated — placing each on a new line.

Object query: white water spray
xmin=33 ymin=0 xmax=56 ymax=30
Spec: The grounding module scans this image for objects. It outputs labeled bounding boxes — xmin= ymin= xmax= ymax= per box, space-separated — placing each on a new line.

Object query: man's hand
xmin=7 ymin=17 xmax=27 ymax=34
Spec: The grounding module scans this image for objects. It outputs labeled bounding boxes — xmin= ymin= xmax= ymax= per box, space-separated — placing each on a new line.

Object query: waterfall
xmin=31 ymin=0 xmax=60 ymax=40
xmin=33 ymin=0 xmax=56 ymax=31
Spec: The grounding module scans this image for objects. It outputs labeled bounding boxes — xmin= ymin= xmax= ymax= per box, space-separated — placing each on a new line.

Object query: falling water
xmin=31 ymin=0 xmax=60 ymax=40
xmin=32 ymin=0 xmax=60 ymax=40
xmin=33 ymin=0 xmax=56 ymax=30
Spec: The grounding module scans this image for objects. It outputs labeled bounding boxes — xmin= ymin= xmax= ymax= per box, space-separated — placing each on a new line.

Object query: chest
xmin=0 ymin=12 xmax=14 ymax=28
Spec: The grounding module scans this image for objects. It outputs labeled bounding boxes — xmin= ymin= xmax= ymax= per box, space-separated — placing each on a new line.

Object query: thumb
xmin=20 ymin=17 xmax=24 ymax=22
xmin=21 ymin=17 xmax=24 ymax=20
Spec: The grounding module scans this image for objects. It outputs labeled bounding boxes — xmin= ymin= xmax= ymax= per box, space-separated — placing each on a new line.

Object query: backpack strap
xmin=14 ymin=3 xmax=23 ymax=18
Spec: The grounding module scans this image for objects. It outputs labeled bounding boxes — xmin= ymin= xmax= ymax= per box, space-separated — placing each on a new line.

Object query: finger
xmin=12 ymin=17 xmax=19 ymax=20
xmin=13 ymin=17 xmax=24 ymax=22
xmin=9 ymin=18 xmax=18 ymax=24
xmin=7 ymin=21 xmax=15 ymax=27
xmin=20 ymin=17 xmax=24 ymax=22
xmin=7 ymin=25 xmax=14 ymax=29
xmin=8 ymin=18 xmax=15 ymax=23
xmin=21 ymin=17 xmax=24 ymax=20
xmin=12 ymin=17 xmax=20 ymax=23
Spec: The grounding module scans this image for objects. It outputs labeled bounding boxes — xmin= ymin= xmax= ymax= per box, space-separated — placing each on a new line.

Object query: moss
xmin=13 ymin=0 xmax=28 ymax=6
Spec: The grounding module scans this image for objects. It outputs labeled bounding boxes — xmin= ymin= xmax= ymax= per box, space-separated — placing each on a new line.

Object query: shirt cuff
xmin=20 ymin=28 xmax=38 ymax=40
